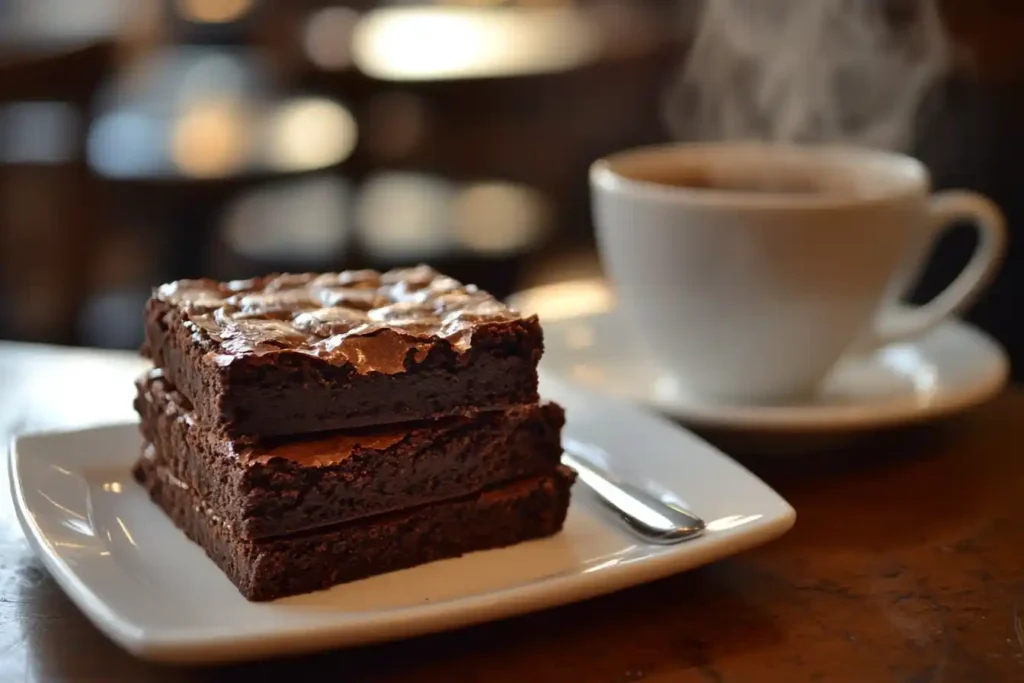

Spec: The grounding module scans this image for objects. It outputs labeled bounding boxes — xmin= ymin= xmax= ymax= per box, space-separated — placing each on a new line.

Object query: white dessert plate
xmin=510 ymin=279 xmax=1009 ymax=437
xmin=10 ymin=375 xmax=794 ymax=665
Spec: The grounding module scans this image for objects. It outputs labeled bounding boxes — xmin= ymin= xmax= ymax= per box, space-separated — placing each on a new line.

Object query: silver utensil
xmin=561 ymin=451 xmax=706 ymax=544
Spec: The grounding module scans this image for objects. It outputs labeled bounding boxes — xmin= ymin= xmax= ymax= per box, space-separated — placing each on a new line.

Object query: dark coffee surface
xmin=626 ymin=167 xmax=832 ymax=194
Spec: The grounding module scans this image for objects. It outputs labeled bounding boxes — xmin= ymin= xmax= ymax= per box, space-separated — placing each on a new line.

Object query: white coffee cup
xmin=590 ymin=142 xmax=1007 ymax=404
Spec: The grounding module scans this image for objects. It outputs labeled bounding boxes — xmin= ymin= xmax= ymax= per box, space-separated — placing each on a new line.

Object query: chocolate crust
xmin=142 ymin=267 xmax=543 ymax=439
xmin=133 ymin=455 xmax=575 ymax=602
xmin=135 ymin=372 xmax=566 ymax=539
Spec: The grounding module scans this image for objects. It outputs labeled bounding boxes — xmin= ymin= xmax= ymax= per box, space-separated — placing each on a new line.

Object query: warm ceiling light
xmin=170 ymin=99 xmax=249 ymax=178
xmin=352 ymin=6 xmax=600 ymax=81
xmin=223 ymin=177 xmax=351 ymax=261
xmin=452 ymin=182 xmax=549 ymax=255
xmin=356 ymin=173 xmax=452 ymax=257
xmin=264 ymin=97 xmax=358 ymax=172
xmin=176 ymin=0 xmax=254 ymax=24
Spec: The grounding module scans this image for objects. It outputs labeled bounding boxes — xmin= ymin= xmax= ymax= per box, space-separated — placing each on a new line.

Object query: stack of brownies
xmin=133 ymin=265 xmax=574 ymax=601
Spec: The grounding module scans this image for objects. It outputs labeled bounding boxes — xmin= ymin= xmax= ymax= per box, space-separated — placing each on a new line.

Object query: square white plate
xmin=10 ymin=376 xmax=795 ymax=664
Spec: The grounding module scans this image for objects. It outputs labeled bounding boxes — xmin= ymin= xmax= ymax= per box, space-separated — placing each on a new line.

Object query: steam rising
xmin=663 ymin=0 xmax=952 ymax=151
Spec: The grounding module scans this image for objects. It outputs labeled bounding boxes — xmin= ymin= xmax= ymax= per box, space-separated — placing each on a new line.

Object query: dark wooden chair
xmin=910 ymin=2 xmax=1024 ymax=379
xmin=0 ymin=40 xmax=114 ymax=343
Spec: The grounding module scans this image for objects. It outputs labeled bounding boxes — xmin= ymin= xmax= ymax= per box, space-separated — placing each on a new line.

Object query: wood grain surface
xmin=0 ymin=342 xmax=1020 ymax=682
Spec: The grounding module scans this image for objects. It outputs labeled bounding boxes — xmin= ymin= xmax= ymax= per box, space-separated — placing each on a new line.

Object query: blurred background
xmin=1 ymin=0 xmax=1022 ymax=378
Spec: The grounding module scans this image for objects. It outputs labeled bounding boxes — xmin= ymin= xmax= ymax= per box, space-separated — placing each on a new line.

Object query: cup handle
xmin=867 ymin=190 xmax=1007 ymax=349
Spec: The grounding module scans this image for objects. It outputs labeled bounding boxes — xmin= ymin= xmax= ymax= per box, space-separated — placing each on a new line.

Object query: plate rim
xmin=11 ymin=419 xmax=795 ymax=664
xmin=8 ymin=435 xmax=149 ymax=654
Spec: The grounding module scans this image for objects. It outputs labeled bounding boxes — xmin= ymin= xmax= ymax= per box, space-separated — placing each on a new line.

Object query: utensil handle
xmin=561 ymin=451 xmax=705 ymax=544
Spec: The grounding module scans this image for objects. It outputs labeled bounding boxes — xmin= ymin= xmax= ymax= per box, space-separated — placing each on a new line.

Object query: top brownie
xmin=142 ymin=265 xmax=544 ymax=439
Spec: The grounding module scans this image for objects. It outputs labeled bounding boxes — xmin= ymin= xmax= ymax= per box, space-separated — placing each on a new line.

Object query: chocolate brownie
xmin=135 ymin=370 xmax=566 ymax=539
xmin=134 ymin=453 xmax=574 ymax=601
xmin=142 ymin=265 xmax=544 ymax=439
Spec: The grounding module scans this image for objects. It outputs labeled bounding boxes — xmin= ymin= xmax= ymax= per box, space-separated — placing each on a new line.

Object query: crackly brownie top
xmin=152 ymin=265 xmax=531 ymax=373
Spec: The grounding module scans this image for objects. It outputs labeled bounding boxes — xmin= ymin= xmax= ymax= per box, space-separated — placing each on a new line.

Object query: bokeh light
xmin=352 ymin=6 xmax=600 ymax=81
xmin=263 ymin=97 xmax=357 ymax=172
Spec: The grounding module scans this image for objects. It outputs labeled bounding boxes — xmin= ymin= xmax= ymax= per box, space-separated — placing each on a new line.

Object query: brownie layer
xmin=142 ymin=266 xmax=543 ymax=439
xmin=136 ymin=372 xmax=565 ymax=539
xmin=133 ymin=454 xmax=574 ymax=601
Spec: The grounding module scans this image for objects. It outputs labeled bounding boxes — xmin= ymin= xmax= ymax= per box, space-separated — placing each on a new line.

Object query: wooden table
xmin=1 ymin=341 xmax=1021 ymax=682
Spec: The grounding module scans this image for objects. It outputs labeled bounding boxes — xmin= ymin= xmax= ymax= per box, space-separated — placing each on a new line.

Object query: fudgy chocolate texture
xmin=133 ymin=454 xmax=575 ymax=601
xmin=136 ymin=371 xmax=566 ymax=539
xmin=142 ymin=265 xmax=543 ymax=439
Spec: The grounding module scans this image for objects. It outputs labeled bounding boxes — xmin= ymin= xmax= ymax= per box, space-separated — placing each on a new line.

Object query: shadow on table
xmin=19 ymin=561 xmax=182 ymax=682
xmin=19 ymin=563 xmax=785 ymax=681
xmin=695 ymin=416 xmax=988 ymax=554
xmin=201 ymin=563 xmax=783 ymax=682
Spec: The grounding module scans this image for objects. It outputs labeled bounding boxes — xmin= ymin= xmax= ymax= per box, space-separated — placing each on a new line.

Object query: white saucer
xmin=10 ymin=375 xmax=793 ymax=664
xmin=510 ymin=279 xmax=1010 ymax=437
